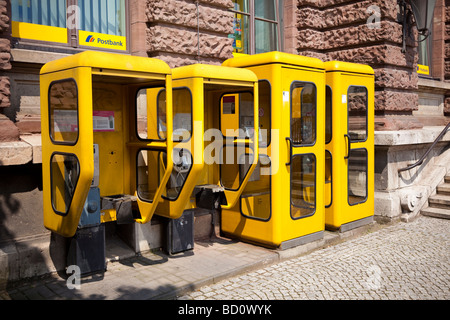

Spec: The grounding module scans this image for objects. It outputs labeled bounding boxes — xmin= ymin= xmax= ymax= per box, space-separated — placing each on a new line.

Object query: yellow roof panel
xmin=172 ymin=63 xmax=258 ymax=83
xmin=324 ymin=61 xmax=374 ymax=75
xmin=222 ymin=51 xmax=324 ymax=70
xmin=40 ymin=51 xmax=171 ymax=75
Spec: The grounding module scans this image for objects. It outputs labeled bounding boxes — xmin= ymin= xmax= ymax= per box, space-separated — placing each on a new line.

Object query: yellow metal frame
xmin=222 ymin=51 xmax=326 ymax=248
xmin=324 ymin=61 xmax=374 ymax=230
xmin=41 ymin=51 xmax=176 ymax=237
xmin=41 ymin=67 xmax=93 ymax=237
xmin=172 ymin=64 xmax=259 ymax=210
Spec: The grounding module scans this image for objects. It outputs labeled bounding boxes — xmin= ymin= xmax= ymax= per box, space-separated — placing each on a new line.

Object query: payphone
xmin=40 ymin=51 xmax=185 ymax=273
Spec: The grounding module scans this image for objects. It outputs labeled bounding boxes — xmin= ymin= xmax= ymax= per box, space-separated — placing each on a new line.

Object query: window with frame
xmin=11 ymin=0 xmax=127 ymax=52
xmin=49 ymin=79 xmax=79 ymax=145
xmin=291 ymin=82 xmax=317 ymax=146
xmin=291 ymin=153 xmax=316 ymax=219
xmin=415 ymin=0 xmax=438 ymax=78
xmin=51 ymin=153 xmax=80 ymax=216
xmin=229 ymin=0 xmax=282 ymax=55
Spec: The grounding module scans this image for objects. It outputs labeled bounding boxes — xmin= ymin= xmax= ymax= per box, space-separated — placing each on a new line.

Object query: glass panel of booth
xmin=291 ymin=153 xmax=316 ymax=219
xmin=167 ymin=88 xmax=192 ymax=142
xmin=49 ymin=79 xmax=79 ymax=144
xmin=325 ymin=86 xmax=332 ymax=209
xmin=240 ymin=154 xmax=271 ymax=220
xmin=291 ymin=82 xmax=316 ymax=146
xmin=220 ymin=145 xmax=255 ymax=190
xmin=220 ymin=91 xmax=256 ymax=191
xmin=258 ymin=80 xmax=271 ymax=147
xmin=348 ymin=148 xmax=368 ymax=206
xmin=164 ymin=148 xmax=193 ymax=200
xmin=136 ymin=87 xmax=192 ymax=142
xmin=347 ymin=86 xmax=368 ymax=142
xmin=325 ymin=150 xmax=332 ymax=208
xmin=221 ymin=91 xmax=254 ymax=139
xmin=136 ymin=87 xmax=164 ymax=141
xmin=136 ymin=149 xmax=166 ymax=202
xmin=137 ymin=148 xmax=192 ymax=203
xmin=136 ymin=86 xmax=193 ymax=202
xmin=239 ymin=79 xmax=271 ymax=220
xmin=51 ymin=153 xmax=80 ymax=215
xmin=325 ymin=85 xmax=332 ymax=144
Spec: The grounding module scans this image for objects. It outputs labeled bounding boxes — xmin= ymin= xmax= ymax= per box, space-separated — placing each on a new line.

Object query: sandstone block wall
xmin=0 ymin=0 xmax=10 ymax=109
xmin=446 ymin=0 xmax=450 ymax=82
xmin=0 ymin=0 xmax=18 ymax=142
xmin=145 ymin=0 xmax=234 ymax=67
xmin=297 ymin=0 xmax=421 ymax=131
xmin=445 ymin=0 xmax=450 ymax=114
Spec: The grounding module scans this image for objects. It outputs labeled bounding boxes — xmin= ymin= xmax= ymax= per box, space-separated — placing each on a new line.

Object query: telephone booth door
xmin=145 ymin=82 xmax=204 ymax=219
xmin=41 ymin=67 xmax=94 ymax=238
xmin=222 ymin=52 xmax=325 ymax=249
xmin=324 ymin=61 xmax=374 ymax=231
xmin=281 ymin=65 xmax=326 ymax=246
xmin=40 ymin=51 xmax=175 ymax=237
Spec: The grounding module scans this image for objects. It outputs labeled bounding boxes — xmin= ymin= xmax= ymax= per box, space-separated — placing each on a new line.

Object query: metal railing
xmin=398 ymin=122 xmax=450 ymax=173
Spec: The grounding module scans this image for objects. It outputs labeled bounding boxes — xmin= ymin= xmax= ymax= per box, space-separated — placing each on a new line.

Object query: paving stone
xmin=0 ymin=216 xmax=448 ymax=300
xmin=180 ymin=216 xmax=450 ymax=300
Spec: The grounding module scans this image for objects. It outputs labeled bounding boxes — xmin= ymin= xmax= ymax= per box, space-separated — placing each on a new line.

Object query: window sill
xmin=418 ymin=78 xmax=450 ymax=94
xmin=0 ymin=134 xmax=41 ymax=166
xmin=10 ymin=48 xmax=70 ymax=65
xmin=375 ymin=126 xmax=450 ymax=147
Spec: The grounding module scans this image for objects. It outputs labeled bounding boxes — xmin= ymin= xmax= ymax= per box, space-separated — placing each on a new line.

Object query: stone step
xmin=445 ymin=175 xmax=450 ymax=184
xmin=436 ymin=183 xmax=450 ymax=195
xmin=428 ymin=194 xmax=450 ymax=209
xmin=421 ymin=206 xmax=450 ymax=220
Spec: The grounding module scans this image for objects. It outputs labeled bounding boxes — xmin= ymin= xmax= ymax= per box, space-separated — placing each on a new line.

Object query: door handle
xmin=285 ymin=137 xmax=293 ymax=166
xmin=344 ymin=134 xmax=351 ymax=159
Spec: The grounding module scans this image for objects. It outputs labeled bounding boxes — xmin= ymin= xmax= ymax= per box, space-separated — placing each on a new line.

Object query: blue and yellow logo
xmin=79 ymin=30 xmax=126 ymax=51
xmin=417 ymin=64 xmax=430 ymax=75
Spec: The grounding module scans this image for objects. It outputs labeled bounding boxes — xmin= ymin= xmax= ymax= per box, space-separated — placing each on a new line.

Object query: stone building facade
xmin=446 ymin=0 xmax=450 ymax=110
xmin=0 ymin=0 xmax=19 ymax=143
xmin=0 ymin=0 xmax=449 ymax=284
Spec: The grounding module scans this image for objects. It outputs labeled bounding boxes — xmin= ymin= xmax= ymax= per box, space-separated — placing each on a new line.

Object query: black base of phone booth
xmin=164 ymin=211 xmax=194 ymax=255
xmin=67 ymin=224 xmax=106 ymax=276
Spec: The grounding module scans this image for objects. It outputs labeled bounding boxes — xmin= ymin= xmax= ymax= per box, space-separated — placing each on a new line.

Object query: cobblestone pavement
xmin=1 ymin=215 xmax=448 ymax=300
xmin=177 ymin=216 xmax=450 ymax=300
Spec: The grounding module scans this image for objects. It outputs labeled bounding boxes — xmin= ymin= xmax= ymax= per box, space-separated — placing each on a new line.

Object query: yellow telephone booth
xmin=324 ymin=61 xmax=374 ymax=232
xmin=171 ymin=64 xmax=260 ymax=213
xmin=222 ymin=52 xmax=326 ymax=249
xmin=40 ymin=51 xmax=202 ymax=272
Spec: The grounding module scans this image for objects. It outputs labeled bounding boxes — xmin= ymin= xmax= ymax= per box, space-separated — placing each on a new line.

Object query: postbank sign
xmin=416 ymin=64 xmax=430 ymax=75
